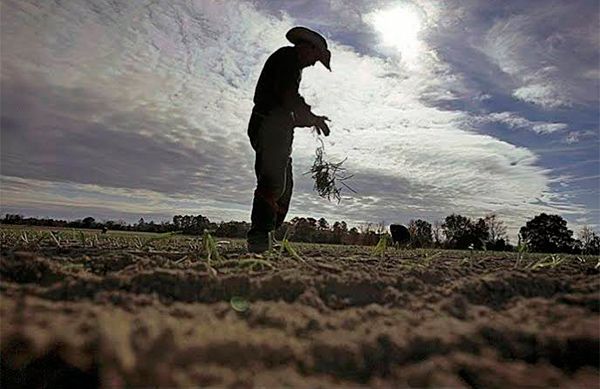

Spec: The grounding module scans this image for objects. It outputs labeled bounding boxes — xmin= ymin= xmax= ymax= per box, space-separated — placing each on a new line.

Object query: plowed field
xmin=1 ymin=228 xmax=598 ymax=388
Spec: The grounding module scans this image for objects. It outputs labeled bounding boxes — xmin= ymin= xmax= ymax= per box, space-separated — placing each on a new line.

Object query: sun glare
xmin=368 ymin=4 xmax=423 ymax=62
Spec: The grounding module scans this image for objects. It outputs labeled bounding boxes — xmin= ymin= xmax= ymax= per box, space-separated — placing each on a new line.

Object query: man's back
xmin=253 ymin=46 xmax=301 ymax=114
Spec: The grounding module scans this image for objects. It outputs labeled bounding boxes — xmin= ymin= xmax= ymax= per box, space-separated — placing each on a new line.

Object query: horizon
xmin=2 ymin=209 xmax=594 ymax=245
xmin=1 ymin=1 xmax=599 ymax=240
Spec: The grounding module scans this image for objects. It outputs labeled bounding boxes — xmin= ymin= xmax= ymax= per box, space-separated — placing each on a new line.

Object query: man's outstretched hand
xmin=314 ymin=115 xmax=331 ymax=137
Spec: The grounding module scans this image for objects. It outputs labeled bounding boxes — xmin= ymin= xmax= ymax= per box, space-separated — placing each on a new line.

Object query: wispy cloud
xmin=483 ymin=112 xmax=568 ymax=134
xmin=564 ymin=130 xmax=597 ymax=144
xmin=479 ymin=1 xmax=599 ymax=109
xmin=0 ymin=176 xmax=250 ymax=223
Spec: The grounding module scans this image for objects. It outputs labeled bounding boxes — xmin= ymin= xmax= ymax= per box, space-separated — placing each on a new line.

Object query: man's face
xmin=298 ymin=44 xmax=320 ymax=68
xmin=308 ymin=46 xmax=320 ymax=66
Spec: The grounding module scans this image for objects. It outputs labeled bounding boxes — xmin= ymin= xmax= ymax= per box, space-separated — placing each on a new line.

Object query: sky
xmin=1 ymin=0 xmax=599 ymax=239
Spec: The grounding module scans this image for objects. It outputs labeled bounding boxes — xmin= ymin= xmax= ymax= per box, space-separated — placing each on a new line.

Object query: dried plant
xmin=306 ymin=138 xmax=356 ymax=203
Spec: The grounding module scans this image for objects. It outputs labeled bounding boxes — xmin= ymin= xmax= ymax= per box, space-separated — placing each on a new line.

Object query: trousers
xmin=247 ymin=108 xmax=295 ymax=245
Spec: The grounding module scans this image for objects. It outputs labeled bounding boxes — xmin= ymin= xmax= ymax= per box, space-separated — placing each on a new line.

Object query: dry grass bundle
xmin=306 ymin=139 xmax=356 ymax=203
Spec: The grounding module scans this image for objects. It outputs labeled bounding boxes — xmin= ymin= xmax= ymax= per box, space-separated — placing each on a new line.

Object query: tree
xmin=408 ymin=219 xmax=433 ymax=248
xmin=345 ymin=227 xmax=360 ymax=245
xmin=471 ymin=218 xmax=489 ymax=250
xmin=291 ymin=217 xmax=317 ymax=242
xmin=519 ymin=213 xmax=575 ymax=253
xmin=432 ymin=220 xmax=444 ymax=247
xmin=82 ymin=216 xmax=96 ymax=229
xmin=442 ymin=214 xmax=471 ymax=246
xmin=484 ymin=214 xmax=507 ymax=242
xmin=317 ymin=217 xmax=329 ymax=231
xmin=173 ymin=215 xmax=183 ymax=230
xmin=579 ymin=226 xmax=600 ymax=255
xmin=332 ymin=221 xmax=348 ymax=244
xmin=483 ymin=214 xmax=509 ymax=251
xmin=2 ymin=214 xmax=23 ymax=224
xmin=442 ymin=214 xmax=488 ymax=250
xmin=356 ymin=223 xmax=381 ymax=246
xmin=192 ymin=215 xmax=211 ymax=233
xmin=170 ymin=214 xmax=212 ymax=234
xmin=215 ymin=221 xmax=250 ymax=238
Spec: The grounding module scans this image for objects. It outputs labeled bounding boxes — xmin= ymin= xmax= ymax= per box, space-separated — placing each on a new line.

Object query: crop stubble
xmin=0 ymin=229 xmax=598 ymax=387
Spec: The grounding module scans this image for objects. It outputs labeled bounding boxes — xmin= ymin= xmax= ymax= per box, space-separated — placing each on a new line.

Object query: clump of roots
xmin=307 ymin=139 xmax=356 ymax=203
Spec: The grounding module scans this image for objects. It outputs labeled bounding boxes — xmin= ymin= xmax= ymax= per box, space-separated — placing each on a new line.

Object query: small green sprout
xmin=48 ymin=231 xmax=61 ymax=247
xmin=281 ymin=239 xmax=304 ymax=262
xmin=238 ymin=258 xmax=275 ymax=271
xmin=276 ymin=227 xmax=304 ymax=262
xmin=79 ymin=231 xmax=87 ymax=246
xmin=371 ymin=234 xmax=391 ymax=258
xmin=528 ymin=254 xmax=566 ymax=270
xmin=140 ymin=231 xmax=181 ymax=249
xmin=230 ymin=296 xmax=250 ymax=312
xmin=202 ymin=230 xmax=221 ymax=263
xmin=515 ymin=242 xmax=528 ymax=268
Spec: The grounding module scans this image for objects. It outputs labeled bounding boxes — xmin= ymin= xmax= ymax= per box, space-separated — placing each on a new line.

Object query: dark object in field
xmin=101 ymin=227 xmax=108 ymax=234
xmin=390 ymin=224 xmax=410 ymax=245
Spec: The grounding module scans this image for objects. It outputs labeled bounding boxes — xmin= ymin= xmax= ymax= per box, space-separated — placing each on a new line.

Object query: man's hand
xmin=314 ymin=115 xmax=331 ymax=137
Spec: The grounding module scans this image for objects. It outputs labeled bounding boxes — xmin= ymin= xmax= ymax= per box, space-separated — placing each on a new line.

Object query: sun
xmin=367 ymin=4 xmax=423 ymax=62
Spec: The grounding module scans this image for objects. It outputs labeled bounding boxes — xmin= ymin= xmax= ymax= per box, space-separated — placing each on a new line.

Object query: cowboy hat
xmin=286 ymin=26 xmax=331 ymax=71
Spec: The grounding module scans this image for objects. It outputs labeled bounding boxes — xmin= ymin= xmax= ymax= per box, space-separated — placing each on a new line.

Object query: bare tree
xmin=375 ymin=221 xmax=386 ymax=235
xmin=432 ymin=220 xmax=444 ymax=247
xmin=579 ymin=226 xmax=600 ymax=255
xmin=579 ymin=226 xmax=595 ymax=247
xmin=484 ymin=213 xmax=507 ymax=243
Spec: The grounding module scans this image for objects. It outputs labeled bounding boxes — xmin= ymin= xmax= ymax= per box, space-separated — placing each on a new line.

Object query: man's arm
xmin=292 ymin=99 xmax=330 ymax=136
xmin=279 ymin=78 xmax=330 ymax=136
xmin=272 ymin=50 xmax=330 ymax=135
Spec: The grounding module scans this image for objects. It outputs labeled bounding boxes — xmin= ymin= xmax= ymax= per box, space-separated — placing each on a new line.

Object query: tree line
xmin=1 ymin=212 xmax=598 ymax=255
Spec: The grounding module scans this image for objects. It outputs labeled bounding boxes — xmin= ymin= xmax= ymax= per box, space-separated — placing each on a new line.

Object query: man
xmin=247 ymin=26 xmax=332 ymax=253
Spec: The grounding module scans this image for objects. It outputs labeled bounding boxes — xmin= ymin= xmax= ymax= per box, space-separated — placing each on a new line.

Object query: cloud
xmin=0 ymin=176 xmax=251 ymax=223
xmin=405 ymin=0 xmax=599 ymax=120
xmin=0 ymin=77 xmax=255 ymax=199
xmin=512 ymin=84 xmax=568 ymax=110
xmin=0 ymin=0 xmax=594 ymax=239
xmin=564 ymin=130 xmax=597 ymax=144
xmin=479 ymin=1 xmax=599 ymax=109
xmin=484 ymin=112 xmax=568 ymax=134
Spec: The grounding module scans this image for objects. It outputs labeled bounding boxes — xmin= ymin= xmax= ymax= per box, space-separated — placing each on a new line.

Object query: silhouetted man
xmin=247 ymin=26 xmax=332 ymax=253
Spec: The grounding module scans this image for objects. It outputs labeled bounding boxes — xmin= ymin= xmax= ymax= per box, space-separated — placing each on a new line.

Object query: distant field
xmin=1 ymin=225 xmax=598 ymax=387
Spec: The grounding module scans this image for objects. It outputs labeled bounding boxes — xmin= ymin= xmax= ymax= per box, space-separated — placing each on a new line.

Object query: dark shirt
xmin=253 ymin=46 xmax=306 ymax=115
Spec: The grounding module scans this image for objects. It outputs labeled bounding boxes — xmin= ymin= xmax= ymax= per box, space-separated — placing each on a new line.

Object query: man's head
xmin=286 ymin=27 xmax=331 ymax=71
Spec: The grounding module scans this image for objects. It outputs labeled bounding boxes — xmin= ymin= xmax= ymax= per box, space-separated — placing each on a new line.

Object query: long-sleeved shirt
xmin=252 ymin=46 xmax=311 ymax=118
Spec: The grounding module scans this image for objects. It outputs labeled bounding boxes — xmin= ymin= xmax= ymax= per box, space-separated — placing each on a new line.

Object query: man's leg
xmin=275 ymin=158 xmax=293 ymax=229
xmin=247 ymin=152 xmax=288 ymax=252
xmin=247 ymin=193 xmax=277 ymax=249
xmin=247 ymin=110 xmax=293 ymax=252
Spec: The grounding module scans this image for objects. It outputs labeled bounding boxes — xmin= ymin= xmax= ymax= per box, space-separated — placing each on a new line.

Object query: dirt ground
xmin=1 ymin=232 xmax=599 ymax=388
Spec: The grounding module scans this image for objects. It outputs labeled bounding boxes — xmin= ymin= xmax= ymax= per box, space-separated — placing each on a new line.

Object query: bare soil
xmin=1 ymin=238 xmax=598 ymax=388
